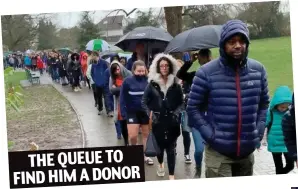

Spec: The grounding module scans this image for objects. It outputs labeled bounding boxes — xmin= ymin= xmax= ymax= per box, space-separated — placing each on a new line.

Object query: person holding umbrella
xmin=126 ymin=43 xmax=148 ymax=71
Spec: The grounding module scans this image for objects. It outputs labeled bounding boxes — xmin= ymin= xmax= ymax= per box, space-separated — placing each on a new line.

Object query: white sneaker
xmin=184 ymin=155 xmax=192 ymax=164
xmin=145 ymin=157 xmax=154 ymax=165
xmin=157 ymin=164 xmax=165 ymax=177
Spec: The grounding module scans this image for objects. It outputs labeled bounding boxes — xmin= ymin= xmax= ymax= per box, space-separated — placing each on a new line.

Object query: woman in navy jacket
xmin=120 ymin=60 xmax=153 ymax=165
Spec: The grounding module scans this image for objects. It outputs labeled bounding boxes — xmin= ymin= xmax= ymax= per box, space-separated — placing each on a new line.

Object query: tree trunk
xmin=164 ymin=6 xmax=183 ymax=37
xmin=164 ymin=6 xmax=183 ymax=58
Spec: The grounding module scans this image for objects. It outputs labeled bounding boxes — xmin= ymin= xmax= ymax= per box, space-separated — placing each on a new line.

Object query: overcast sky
xmin=51 ymin=1 xmax=289 ymax=28
xmin=52 ymin=8 xmax=160 ymax=28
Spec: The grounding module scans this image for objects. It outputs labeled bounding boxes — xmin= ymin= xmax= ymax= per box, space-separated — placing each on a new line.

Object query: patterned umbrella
xmin=85 ymin=39 xmax=110 ymax=52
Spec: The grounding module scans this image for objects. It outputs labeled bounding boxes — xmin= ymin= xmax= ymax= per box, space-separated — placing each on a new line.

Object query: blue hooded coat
xmin=186 ymin=20 xmax=270 ymax=159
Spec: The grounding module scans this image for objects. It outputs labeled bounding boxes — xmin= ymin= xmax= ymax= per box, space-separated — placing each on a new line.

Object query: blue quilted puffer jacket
xmin=186 ymin=20 xmax=270 ymax=159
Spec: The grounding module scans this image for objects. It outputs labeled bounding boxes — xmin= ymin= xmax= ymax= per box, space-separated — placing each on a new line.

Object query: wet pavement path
xmin=40 ymin=74 xmax=297 ymax=181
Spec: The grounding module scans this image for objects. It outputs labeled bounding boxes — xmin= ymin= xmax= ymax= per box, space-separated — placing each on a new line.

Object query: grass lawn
xmin=6 ymin=85 xmax=83 ymax=151
xmin=5 ymin=71 xmax=26 ymax=86
xmin=187 ymin=36 xmax=293 ymax=97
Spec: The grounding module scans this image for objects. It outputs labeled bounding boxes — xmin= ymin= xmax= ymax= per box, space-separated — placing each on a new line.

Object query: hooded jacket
xmin=266 ymin=86 xmax=292 ymax=152
xmin=24 ymin=56 xmax=31 ymax=66
xmin=141 ymin=53 xmax=184 ymax=143
xmin=109 ymin=61 xmax=132 ymax=122
xmin=186 ymin=20 xmax=270 ymax=159
xmin=91 ymin=58 xmax=109 ymax=87
xmin=282 ymin=94 xmax=297 ymax=161
xmin=80 ymin=52 xmax=88 ymax=77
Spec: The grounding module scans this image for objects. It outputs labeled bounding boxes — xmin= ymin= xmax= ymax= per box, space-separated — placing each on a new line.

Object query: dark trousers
xmin=91 ymin=84 xmax=97 ymax=105
xmin=156 ymin=140 xmax=177 ymax=175
xmin=119 ymin=120 xmax=128 ymax=145
xmin=95 ymin=85 xmax=104 ymax=111
xmin=272 ymin=152 xmax=294 ymax=174
xmin=182 ymin=131 xmax=191 ymax=155
xmin=85 ymin=76 xmax=91 ymax=89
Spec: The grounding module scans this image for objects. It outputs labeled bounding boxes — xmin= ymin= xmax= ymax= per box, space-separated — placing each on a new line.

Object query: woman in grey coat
xmin=109 ymin=60 xmax=132 ymax=146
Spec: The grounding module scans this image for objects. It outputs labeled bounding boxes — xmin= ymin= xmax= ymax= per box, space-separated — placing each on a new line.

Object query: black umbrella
xmin=164 ymin=25 xmax=223 ymax=53
xmin=115 ymin=26 xmax=173 ymax=52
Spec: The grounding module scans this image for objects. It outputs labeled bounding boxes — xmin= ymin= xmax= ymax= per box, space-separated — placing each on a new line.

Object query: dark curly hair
xmin=156 ymin=57 xmax=173 ymax=74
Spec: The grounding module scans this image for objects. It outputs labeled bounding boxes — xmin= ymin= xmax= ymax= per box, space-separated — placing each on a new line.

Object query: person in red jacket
xmin=36 ymin=55 xmax=44 ymax=75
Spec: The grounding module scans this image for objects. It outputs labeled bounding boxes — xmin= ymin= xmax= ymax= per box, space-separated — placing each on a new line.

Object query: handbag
xmin=144 ymin=131 xmax=161 ymax=157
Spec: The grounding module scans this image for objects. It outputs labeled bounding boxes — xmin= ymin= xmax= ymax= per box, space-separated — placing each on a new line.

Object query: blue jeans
xmin=115 ymin=121 xmax=122 ymax=137
xmin=191 ymin=127 xmax=205 ymax=168
xmin=104 ymin=90 xmax=114 ymax=113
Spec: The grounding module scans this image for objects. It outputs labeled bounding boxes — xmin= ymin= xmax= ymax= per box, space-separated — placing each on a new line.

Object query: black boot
xmin=194 ymin=166 xmax=202 ymax=178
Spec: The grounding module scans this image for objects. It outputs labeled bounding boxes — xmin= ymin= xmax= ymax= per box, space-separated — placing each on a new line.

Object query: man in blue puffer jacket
xmin=186 ymin=19 xmax=270 ymax=177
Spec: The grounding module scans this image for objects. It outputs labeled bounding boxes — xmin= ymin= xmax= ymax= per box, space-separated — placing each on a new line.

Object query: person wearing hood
xmin=24 ymin=55 xmax=32 ymax=69
xmin=120 ymin=60 xmax=154 ymax=165
xmin=187 ymin=20 xmax=270 ymax=177
xmin=103 ymin=54 xmax=120 ymax=117
xmin=262 ymin=86 xmax=294 ymax=174
xmin=36 ymin=55 xmax=44 ymax=75
xmin=69 ymin=53 xmax=82 ymax=92
xmin=282 ymin=94 xmax=298 ymax=169
xmin=81 ymin=52 xmax=90 ymax=89
xmin=109 ymin=60 xmax=132 ymax=146
xmin=141 ymin=53 xmax=184 ymax=180
xmin=91 ymin=51 xmax=109 ymax=115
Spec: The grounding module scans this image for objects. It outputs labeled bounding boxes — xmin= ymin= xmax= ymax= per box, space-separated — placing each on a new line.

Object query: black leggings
xmin=272 ymin=152 xmax=294 ymax=174
xmin=119 ymin=120 xmax=128 ymax=146
xmin=156 ymin=140 xmax=177 ymax=175
xmin=182 ymin=131 xmax=191 ymax=155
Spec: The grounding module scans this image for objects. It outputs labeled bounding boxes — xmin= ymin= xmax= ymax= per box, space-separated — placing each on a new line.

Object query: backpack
xmin=266 ymin=109 xmax=274 ymax=135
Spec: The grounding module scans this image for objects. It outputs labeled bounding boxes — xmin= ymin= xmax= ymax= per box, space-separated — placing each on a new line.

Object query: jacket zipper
xmin=235 ymin=66 xmax=242 ymax=157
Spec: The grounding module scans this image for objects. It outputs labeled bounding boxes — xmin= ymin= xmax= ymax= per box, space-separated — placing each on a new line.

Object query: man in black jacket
xmin=282 ymin=94 xmax=297 ymax=168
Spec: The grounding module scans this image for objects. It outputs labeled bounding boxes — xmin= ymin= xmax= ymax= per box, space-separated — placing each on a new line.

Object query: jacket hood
xmin=148 ymin=53 xmax=179 ymax=95
xmin=71 ymin=53 xmax=80 ymax=61
xmin=81 ymin=52 xmax=88 ymax=59
xmin=110 ymin=60 xmax=131 ymax=79
xmin=219 ymin=20 xmax=250 ymax=65
xmin=270 ymin=86 xmax=292 ymax=110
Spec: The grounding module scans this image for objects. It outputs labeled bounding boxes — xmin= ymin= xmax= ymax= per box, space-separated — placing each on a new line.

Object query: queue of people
xmin=8 ymin=19 xmax=296 ymax=180
xmin=65 ymin=19 xmax=297 ymax=180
